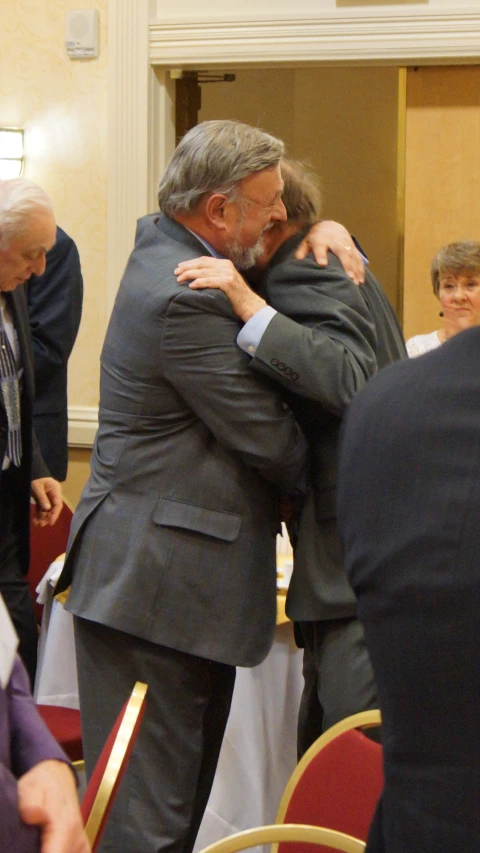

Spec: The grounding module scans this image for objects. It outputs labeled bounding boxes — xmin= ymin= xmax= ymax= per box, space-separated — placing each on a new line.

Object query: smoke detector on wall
xmin=65 ymin=10 xmax=99 ymax=59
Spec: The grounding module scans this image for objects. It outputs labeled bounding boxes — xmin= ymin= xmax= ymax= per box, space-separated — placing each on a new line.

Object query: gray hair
xmin=0 ymin=178 xmax=54 ymax=250
xmin=158 ymin=120 xmax=284 ymax=216
xmin=431 ymin=240 xmax=480 ymax=296
xmin=280 ymin=158 xmax=323 ymax=228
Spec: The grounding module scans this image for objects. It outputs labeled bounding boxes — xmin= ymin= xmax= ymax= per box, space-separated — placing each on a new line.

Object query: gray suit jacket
xmin=59 ymin=215 xmax=308 ymax=667
xmin=248 ymin=235 xmax=407 ymax=621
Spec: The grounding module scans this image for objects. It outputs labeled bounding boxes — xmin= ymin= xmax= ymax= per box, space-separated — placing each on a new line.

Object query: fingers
xmin=175 ymin=257 xmax=241 ymax=293
xmin=336 ymin=245 xmax=365 ymax=285
xmin=174 ymin=257 xmax=235 ymax=281
xmin=31 ymin=479 xmax=63 ymax=526
xmin=294 ymin=238 xmax=322 ymax=262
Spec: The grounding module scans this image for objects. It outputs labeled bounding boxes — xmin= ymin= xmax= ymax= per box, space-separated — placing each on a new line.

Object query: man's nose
xmin=30 ymin=254 xmax=47 ymax=277
xmin=272 ymin=198 xmax=287 ymax=223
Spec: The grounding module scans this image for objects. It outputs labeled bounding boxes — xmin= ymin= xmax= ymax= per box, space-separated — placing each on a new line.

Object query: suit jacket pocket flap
xmin=153 ymin=497 xmax=241 ymax=542
xmin=314 ymin=486 xmax=337 ymax=522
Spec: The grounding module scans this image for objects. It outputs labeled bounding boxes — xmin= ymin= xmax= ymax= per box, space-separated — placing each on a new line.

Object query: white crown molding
xmin=68 ymin=406 xmax=98 ymax=448
xmin=149 ymin=10 xmax=480 ymax=64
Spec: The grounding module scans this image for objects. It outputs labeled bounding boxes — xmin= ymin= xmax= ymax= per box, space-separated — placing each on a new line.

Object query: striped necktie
xmin=0 ymin=325 xmax=22 ymax=467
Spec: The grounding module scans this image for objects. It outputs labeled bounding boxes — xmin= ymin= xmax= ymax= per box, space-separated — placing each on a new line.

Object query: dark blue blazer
xmin=27 ymin=227 xmax=83 ymax=480
xmin=338 ymin=326 xmax=480 ymax=851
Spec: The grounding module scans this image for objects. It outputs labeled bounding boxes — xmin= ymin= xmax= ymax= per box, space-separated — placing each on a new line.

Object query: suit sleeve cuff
xmin=237 ymin=306 xmax=277 ymax=356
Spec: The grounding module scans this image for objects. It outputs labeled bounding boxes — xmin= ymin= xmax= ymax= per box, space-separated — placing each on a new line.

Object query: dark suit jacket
xmin=248 ymin=235 xmax=406 ymax=621
xmin=338 ymin=326 xmax=480 ymax=851
xmin=0 ymin=655 xmax=68 ymax=852
xmin=0 ymin=288 xmax=49 ymax=573
xmin=27 ymin=227 xmax=83 ymax=480
xmin=59 ymin=214 xmax=308 ymax=667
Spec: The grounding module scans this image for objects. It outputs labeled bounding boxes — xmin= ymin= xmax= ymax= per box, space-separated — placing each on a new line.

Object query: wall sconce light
xmin=0 ymin=128 xmax=24 ymax=179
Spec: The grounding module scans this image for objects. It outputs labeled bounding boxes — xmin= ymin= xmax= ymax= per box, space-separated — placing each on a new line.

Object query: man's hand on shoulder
xmin=17 ymin=760 xmax=90 ymax=853
xmin=175 ymin=257 xmax=267 ymax=322
xmin=294 ymin=220 xmax=365 ymax=285
xmin=31 ymin=478 xmax=63 ymax=527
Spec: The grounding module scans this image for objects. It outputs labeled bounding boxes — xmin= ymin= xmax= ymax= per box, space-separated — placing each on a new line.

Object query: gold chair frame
xmin=84 ymin=680 xmax=148 ymax=847
xmin=197 ymin=824 xmax=365 ymax=853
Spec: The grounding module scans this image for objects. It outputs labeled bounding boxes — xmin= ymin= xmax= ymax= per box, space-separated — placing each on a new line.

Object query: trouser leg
xmin=297 ymin=618 xmax=378 ymax=757
xmin=0 ymin=469 xmax=37 ymax=689
xmin=74 ymin=617 xmax=235 ymax=853
xmin=296 ymin=622 xmax=324 ymax=759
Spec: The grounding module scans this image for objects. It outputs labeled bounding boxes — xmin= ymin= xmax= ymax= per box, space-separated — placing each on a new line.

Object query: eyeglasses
xmin=238 ymin=192 xmax=284 ymax=213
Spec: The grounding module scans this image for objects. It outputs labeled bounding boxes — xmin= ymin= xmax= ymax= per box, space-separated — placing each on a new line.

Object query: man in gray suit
xmin=176 ymin=159 xmax=407 ymax=756
xmin=56 ymin=122 xmax=309 ymax=853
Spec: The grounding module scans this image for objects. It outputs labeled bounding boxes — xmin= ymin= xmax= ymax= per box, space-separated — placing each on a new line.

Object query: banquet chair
xmin=37 ymin=703 xmax=83 ymax=763
xmin=81 ymin=681 xmax=148 ymax=852
xmin=197 ymin=824 xmax=365 ymax=853
xmin=274 ymin=710 xmax=382 ymax=853
xmin=28 ymin=497 xmax=73 ymax=624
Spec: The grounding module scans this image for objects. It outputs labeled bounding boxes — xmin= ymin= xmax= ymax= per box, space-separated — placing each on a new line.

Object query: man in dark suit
xmin=337 ymin=325 xmax=480 ymax=851
xmin=57 ymin=121 xmax=309 ymax=853
xmin=176 ymin=159 xmax=406 ymax=754
xmin=0 ymin=178 xmax=63 ymax=687
xmin=27 ymin=226 xmax=83 ymax=481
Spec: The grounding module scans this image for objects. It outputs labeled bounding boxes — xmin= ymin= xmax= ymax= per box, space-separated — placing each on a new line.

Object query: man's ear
xmin=204 ymin=193 xmax=228 ymax=232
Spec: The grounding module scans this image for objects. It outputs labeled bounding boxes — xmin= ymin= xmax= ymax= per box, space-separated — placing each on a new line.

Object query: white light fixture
xmin=0 ymin=128 xmax=24 ymax=179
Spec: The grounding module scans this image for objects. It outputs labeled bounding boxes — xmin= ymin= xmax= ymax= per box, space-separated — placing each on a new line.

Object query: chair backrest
xmin=28 ymin=499 xmax=73 ymax=623
xmin=196 ymin=824 xmax=365 ymax=853
xmin=81 ymin=681 xmax=148 ymax=852
xmin=275 ymin=710 xmax=382 ymax=853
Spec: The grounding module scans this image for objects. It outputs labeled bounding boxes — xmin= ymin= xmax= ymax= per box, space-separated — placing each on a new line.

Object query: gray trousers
xmin=74 ymin=617 xmax=235 ymax=853
xmin=296 ymin=617 xmax=378 ymax=758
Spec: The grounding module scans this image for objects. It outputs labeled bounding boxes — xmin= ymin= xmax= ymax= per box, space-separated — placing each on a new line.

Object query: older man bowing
xmin=0 ymin=178 xmax=63 ymax=687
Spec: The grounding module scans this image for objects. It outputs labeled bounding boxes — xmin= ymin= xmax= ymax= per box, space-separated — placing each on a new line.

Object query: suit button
xmin=278 ymin=362 xmax=286 ymax=371
xmin=291 ymin=372 xmax=299 ymax=381
xmin=271 ymin=358 xmax=279 ymax=366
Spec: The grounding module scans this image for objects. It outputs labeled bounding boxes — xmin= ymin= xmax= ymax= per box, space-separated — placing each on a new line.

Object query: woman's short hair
xmin=0 ymin=178 xmax=53 ymax=250
xmin=431 ymin=241 xmax=480 ymax=296
xmin=280 ymin=159 xmax=323 ymax=227
xmin=157 ymin=120 xmax=284 ymax=216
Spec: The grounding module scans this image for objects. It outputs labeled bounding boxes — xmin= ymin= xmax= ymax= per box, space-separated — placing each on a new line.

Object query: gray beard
xmin=224 ymin=235 xmax=266 ymax=270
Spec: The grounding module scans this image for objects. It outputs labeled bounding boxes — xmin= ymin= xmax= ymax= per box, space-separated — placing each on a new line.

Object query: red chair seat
xmin=37 ymin=705 xmax=83 ymax=762
xmin=276 ymin=710 xmax=383 ymax=853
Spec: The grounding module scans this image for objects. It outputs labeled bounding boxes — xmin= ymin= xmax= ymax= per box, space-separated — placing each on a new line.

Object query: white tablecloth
xmin=194 ymin=620 xmax=303 ymax=851
xmin=34 ymin=558 xmax=303 ymax=848
xmin=33 ymin=558 xmax=79 ymax=709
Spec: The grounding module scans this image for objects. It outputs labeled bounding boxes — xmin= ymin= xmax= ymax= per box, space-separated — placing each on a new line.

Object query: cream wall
xmin=0 ymin=0 xmax=108 ymax=411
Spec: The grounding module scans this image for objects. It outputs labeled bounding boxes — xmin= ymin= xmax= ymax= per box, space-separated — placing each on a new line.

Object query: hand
xmin=17 ymin=760 xmax=91 ymax=853
xmin=175 ymin=257 xmax=267 ymax=322
xmin=31 ymin=478 xmax=63 ymax=527
xmin=294 ymin=220 xmax=365 ymax=285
